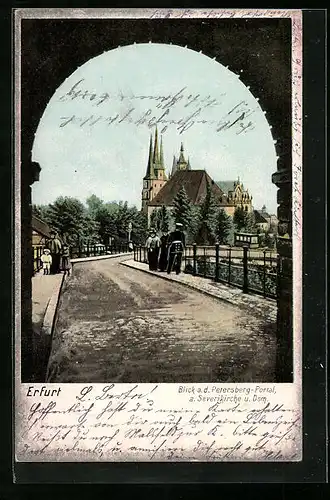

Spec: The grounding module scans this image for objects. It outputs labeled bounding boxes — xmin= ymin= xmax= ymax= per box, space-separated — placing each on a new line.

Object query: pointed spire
xmin=187 ymin=157 xmax=191 ymax=170
xmin=171 ymin=155 xmax=177 ymax=177
xmin=144 ymin=133 xmax=154 ymax=178
xmin=178 ymin=142 xmax=186 ymax=164
xmin=160 ymin=135 xmax=164 ymax=169
xmin=153 ymin=127 xmax=160 ymax=164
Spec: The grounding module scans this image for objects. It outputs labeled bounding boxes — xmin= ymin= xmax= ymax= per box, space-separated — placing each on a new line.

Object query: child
xmin=61 ymin=244 xmax=71 ymax=276
xmin=40 ymin=248 xmax=52 ymax=275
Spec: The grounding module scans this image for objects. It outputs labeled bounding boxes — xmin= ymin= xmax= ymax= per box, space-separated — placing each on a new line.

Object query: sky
xmin=32 ymin=42 xmax=278 ymax=213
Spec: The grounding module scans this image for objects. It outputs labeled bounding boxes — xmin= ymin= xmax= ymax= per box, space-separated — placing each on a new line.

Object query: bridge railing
xmin=134 ymin=243 xmax=277 ymax=299
xmin=33 ymin=245 xmax=44 ymax=274
xmin=70 ymin=243 xmax=131 ymax=259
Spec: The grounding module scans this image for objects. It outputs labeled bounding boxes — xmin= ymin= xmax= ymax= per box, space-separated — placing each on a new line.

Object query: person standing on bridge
xmin=158 ymin=231 xmax=169 ymax=272
xmin=48 ymin=230 xmax=62 ymax=274
xmin=60 ymin=244 xmax=72 ymax=276
xmin=40 ymin=248 xmax=52 ymax=275
xmin=167 ymin=223 xmax=185 ymax=275
xmin=145 ymin=228 xmax=160 ymax=271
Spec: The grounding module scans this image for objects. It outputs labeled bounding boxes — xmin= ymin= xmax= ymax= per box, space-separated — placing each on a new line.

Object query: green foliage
xmin=40 ymin=196 xmax=99 ymax=246
xmin=130 ymin=209 xmax=148 ymax=245
xmin=172 ymin=186 xmax=192 ymax=229
xmin=33 ymin=195 xmax=148 ymax=248
xmin=186 ymin=205 xmax=201 ymax=243
xmin=244 ymin=210 xmax=256 ymax=232
xmin=195 ymin=181 xmax=218 ymax=245
xmin=32 ymin=204 xmax=52 ymax=224
xmin=215 ymin=209 xmax=235 ymax=245
xmin=233 ymin=206 xmax=257 ymax=234
xmin=86 ymin=195 xmax=104 ymax=217
xmin=233 ymin=206 xmax=246 ymax=232
xmin=159 ymin=205 xmax=170 ymax=233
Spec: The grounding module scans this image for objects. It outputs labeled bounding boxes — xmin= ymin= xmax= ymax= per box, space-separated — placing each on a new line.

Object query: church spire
xmin=178 ymin=142 xmax=186 ymax=164
xmin=153 ymin=127 xmax=160 ymax=164
xmin=160 ymin=135 xmax=164 ymax=169
xmin=144 ymin=133 xmax=154 ymax=179
xmin=171 ymin=155 xmax=177 ymax=178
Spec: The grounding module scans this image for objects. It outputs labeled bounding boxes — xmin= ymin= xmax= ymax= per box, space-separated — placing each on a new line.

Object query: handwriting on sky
xmin=58 ymin=79 xmax=255 ymax=136
xmin=19 ymin=384 xmax=301 ymax=461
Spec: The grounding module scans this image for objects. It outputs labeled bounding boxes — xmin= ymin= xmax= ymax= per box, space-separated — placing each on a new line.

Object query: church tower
xmin=169 ymin=142 xmax=191 ymax=178
xmin=141 ymin=128 xmax=167 ymax=213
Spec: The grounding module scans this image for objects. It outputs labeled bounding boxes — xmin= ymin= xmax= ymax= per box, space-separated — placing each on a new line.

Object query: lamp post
xmin=128 ymin=222 xmax=133 ymax=251
xmin=128 ymin=222 xmax=132 ymax=242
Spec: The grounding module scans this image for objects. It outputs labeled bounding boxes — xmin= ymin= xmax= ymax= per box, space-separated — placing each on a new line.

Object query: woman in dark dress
xmin=145 ymin=229 xmax=160 ymax=271
xmin=158 ymin=232 xmax=169 ymax=271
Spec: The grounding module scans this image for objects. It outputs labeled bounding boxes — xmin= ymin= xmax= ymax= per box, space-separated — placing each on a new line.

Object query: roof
xmin=215 ymin=181 xmax=236 ymax=194
xmin=253 ymin=210 xmax=269 ymax=224
xmin=32 ymin=215 xmax=51 ymax=238
xmin=148 ymin=170 xmax=226 ymax=207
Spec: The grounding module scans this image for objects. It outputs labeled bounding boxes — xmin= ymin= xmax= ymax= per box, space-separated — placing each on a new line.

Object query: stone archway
xmin=19 ymin=17 xmax=292 ymax=382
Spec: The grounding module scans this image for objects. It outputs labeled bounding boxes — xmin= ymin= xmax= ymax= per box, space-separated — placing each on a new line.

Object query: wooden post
xmin=243 ymin=246 xmax=248 ymax=293
xmin=215 ymin=243 xmax=219 ymax=282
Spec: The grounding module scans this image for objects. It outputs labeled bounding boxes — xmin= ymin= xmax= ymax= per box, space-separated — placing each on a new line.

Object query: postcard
xmin=14 ymin=8 xmax=303 ymax=463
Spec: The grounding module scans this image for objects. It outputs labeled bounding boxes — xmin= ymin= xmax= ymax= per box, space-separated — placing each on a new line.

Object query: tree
xmin=130 ymin=208 xmax=148 ymax=244
xmin=187 ymin=205 xmax=201 ymax=243
xmin=244 ymin=210 xmax=256 ymax=232
xmin=94 ymin=206 xmax=118 ymax=245
xmin=159 ymin=205 xmax=170 ymax=233
xmin=215 ymin=209 xmax=235 ymax=245
xmin=233 ymin=206 xmax=246 ymax=232
xmin=32 ymin=204 xmax=51 ymax=222
xmin=172 ymin=186 xmax=192 ymax=229
xmin=195 ymin=181 xmax=218 ymax=245
xmin=45 ymin=196 xmax=94 ymax=246
xmin=86 ymin=195 xmax=104 ymax=218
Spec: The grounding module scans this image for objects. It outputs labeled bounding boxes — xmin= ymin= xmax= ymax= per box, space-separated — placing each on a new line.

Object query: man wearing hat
xmin=48 ymin=230 xmax=62 ymax=274
xmin=167 ymin=222 xmax=186 ymax=275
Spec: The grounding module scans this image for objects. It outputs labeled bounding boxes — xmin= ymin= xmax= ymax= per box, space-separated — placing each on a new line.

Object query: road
xmin=47 ymin=256 xmax=276 ymax=383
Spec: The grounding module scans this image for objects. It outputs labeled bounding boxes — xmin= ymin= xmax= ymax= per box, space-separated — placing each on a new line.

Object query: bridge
xmin=31 ymin=252 xmax=277 ymax=384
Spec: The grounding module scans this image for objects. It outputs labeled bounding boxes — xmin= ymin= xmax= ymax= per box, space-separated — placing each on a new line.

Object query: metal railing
xmin=33 ymin=245 xmax=44 ymax=274
xmin=134 ymin=243 xmax=277 ymax=299
xmin=70 ymin=243 xmax=131 ymax=259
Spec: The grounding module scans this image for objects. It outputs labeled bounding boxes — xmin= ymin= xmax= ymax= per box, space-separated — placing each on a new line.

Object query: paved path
xmin=32 ymin=271 xmax=63 ymax=335
xmin=123 ymin=260 xmax=277 ymax=323
xmin=32 ymin=271 xmax=64 ymax=381
xmin=47 ymin=256 xmax=276 ymax=383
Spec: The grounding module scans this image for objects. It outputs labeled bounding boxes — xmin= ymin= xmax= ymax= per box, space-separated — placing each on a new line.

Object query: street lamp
xmin=127 ymin=222 xmax=133 ymax=251
xmin=128 ymin=222 xmax=132 ymax=242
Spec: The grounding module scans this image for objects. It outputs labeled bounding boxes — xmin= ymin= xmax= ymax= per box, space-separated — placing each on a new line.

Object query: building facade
xmin=215 ymin=179 xmax=253 ymax=215
xmin=141 ymin=132 xmax=254 ymax=223
xmin=141 ymin=128 xmax=167 ymax=214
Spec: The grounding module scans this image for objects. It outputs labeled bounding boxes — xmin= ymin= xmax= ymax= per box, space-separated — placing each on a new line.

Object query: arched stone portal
xmin=19 ymin=17 xmax=292 ymax=382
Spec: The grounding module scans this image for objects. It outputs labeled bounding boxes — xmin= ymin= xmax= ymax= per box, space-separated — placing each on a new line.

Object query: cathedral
xmin=141 ymin=128 xmax=167 ymax=214
xmin=141 ymin=128 xmax=253 ymax=223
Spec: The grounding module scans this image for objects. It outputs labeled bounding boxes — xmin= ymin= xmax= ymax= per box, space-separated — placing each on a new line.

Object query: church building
xmin=141 ymin=128 xmax=253 ymax=224
xmin=141 ymin=128 xmax=167 ymax=214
